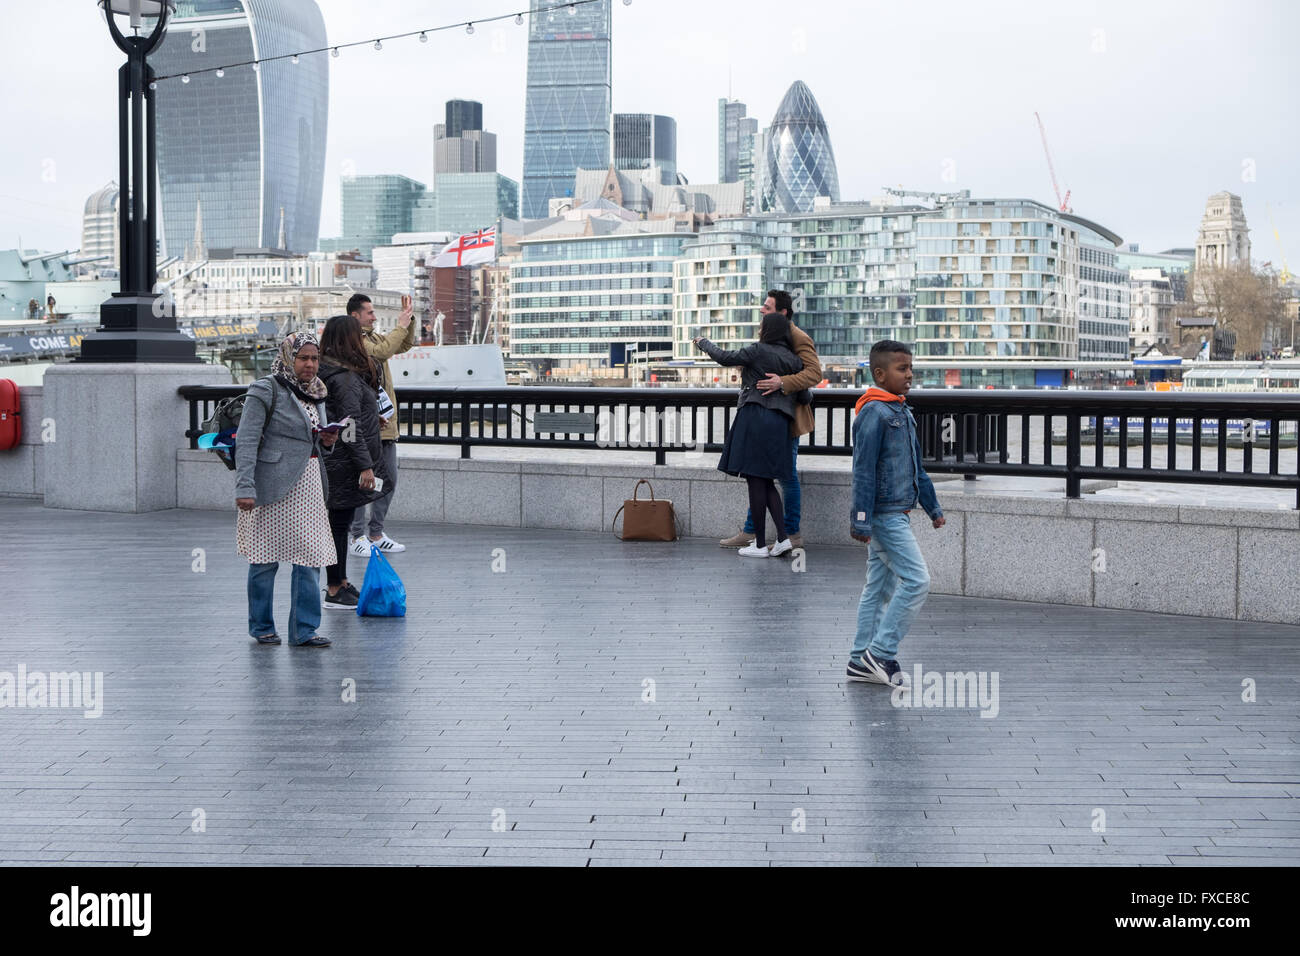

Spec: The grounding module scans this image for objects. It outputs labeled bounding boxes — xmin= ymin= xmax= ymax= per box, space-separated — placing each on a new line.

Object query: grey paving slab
xmin=0 ymin=497 xmax=1297 ymax=866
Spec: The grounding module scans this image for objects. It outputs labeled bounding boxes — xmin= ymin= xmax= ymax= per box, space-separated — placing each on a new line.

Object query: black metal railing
xmin=180 ymin=385 xmax=1300 ymax=507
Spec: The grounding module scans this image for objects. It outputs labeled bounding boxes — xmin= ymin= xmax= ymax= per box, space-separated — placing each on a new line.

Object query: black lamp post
xmin=80 ymin=0 xmax=198 ymax=363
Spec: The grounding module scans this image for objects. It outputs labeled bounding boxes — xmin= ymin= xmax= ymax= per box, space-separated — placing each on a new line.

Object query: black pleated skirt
xmin=717 ymin=404 xmax=792 ymax=480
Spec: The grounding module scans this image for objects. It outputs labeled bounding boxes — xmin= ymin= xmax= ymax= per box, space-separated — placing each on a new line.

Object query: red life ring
xmin=0 ymin=379 xmax=20 ymax=451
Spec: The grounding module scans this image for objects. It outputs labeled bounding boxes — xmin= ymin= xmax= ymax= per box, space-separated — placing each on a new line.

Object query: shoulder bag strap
xmin=257 ymin=378 xmax=279 ymax=456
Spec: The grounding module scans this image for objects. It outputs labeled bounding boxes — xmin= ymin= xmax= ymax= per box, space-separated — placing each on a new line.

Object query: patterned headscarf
xmin=270 ymin=330 xmax=328 ymax=401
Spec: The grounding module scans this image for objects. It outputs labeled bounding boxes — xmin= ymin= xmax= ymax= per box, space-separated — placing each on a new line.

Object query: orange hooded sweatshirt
xmin=854 ymin=387 xmax=907 ymax=416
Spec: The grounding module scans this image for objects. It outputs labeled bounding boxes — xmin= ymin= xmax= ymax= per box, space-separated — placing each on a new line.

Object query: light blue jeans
xmin=248 ymin=562 xmax=322 ymax=645
xmin=851 ymin=512 xmax=931 ymax=662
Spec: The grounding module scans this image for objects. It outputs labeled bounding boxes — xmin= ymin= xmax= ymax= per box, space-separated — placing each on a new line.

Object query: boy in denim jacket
xmin=847 ymin=340 xmax=945 ymax=686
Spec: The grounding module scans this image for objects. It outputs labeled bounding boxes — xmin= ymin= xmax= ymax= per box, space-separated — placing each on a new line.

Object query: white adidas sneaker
xmin=373 ymin=533 xmax=406 ymax=553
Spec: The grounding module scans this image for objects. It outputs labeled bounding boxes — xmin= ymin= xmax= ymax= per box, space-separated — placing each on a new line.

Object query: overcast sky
xmin=3 ymin=0 xmax=1297 ymax=265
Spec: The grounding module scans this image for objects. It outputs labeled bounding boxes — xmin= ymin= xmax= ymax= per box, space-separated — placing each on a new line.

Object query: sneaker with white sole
xmin=322 ymin=588 xmax=358 ymax=610
xmin=861 ymin=649 xmax=907 ymax=686
xmin=372 ymin=534 xmax=406 ymax=553
xmin=768 ymin=538 xmax=793 ymax=558
xmin=737 ymin=542 xmax=771 ymax=558
xmin=846 ymin=657 xmax=881 ymax=683
xmin=348 ymin=536 xmax=372 ymax=557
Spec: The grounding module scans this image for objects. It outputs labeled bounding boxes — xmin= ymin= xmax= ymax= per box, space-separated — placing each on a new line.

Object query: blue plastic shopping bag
xmin=356 ymin=545 xmax=406 ymax=617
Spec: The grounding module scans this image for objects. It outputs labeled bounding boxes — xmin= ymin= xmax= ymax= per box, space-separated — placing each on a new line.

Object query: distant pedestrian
xmin=234 ymin=331 xmax=338 ymax=648
xmin=718 ymin=289 xmax=821 ymax=550
xmin=694 ymin=312 xmax=805 ymax=558
xmin=846 ymin=339 xmax=946 ymax=687
xmin=319 ymin=314 xmax=392 ymax=610
xmin=347 ymin=292 xmax=415 ymax=556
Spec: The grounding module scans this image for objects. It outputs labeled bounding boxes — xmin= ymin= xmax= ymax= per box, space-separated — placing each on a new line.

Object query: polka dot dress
xmin=236 ymin=398 xmax=337 ymax=567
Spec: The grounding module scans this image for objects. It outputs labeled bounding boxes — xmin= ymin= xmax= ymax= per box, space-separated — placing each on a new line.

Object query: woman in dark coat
xmin=318 ymin=314 xmax=392 ymax=609
xmin=694 ymin=313 xmax=804 ymax=558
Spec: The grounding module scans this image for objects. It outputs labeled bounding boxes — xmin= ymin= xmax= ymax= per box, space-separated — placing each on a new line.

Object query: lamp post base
xmin=78 ymin=294 xmax=200 ymax=363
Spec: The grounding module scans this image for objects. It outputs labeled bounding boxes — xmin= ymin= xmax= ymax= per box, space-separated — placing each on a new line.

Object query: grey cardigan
xmin=696 ymin=338 xmax=804 ymax=420
xmin=232 ymin=377 xmax=331 ymax=506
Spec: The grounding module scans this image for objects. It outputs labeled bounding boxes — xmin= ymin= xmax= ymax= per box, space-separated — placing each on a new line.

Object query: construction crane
xmin=1267 ymin=204 xmax=1292 ymax=285
xmin=1034 ymin=112 xmax=1071 ymax=213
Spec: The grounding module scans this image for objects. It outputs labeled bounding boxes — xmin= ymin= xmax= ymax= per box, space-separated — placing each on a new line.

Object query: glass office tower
xmin=152 ymin=0 xmax=328 ymax=255
xmin=613 ymin=113 xmax=677 ymax=184
xmin=333 ymin=175 xmax=428 ymax=258
xmin=444 ymin=100 xmax=483 ymax=139
xmin=433 ymin=173 xmax=520 ymax=235
xmin=521 ymin=0 xmax=612 ymax=218
xmin=761 ymin=81 xmax=840 ymax=214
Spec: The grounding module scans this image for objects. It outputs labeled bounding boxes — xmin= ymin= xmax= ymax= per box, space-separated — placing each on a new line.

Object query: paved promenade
xmin=1 ymin=497 xmax=1297 ymax=866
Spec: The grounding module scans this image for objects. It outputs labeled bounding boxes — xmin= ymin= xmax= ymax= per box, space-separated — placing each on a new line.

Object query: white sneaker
xmin=768 ymin=538 xmax=793 ymax=557
xmin=737 ymin=542 xmax=771 ymax=558
xmin=373 ymin=533 xmax=406 ymax=553
xmin=348 ymin=536 xmax=371 ymax=557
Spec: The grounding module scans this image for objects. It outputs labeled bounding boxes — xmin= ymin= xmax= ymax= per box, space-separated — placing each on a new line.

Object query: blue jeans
xmin=851 ymin=512 xmax=931 ymax=661
xmin=744 ymin=436 xmax=800 ymax=534
xmin=248 ymin=562 xmax=322 ymax=645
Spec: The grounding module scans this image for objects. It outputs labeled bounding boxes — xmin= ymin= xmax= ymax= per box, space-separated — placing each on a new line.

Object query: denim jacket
xmin=850 ymin=398 xmax=942 ymax=535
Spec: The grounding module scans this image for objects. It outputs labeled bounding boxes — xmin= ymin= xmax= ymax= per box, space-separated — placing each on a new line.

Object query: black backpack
xmin=201 ymin=380 xmax=278 ymax=471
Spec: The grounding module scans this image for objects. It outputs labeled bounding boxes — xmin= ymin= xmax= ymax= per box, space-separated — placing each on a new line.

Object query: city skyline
xmin=2 ymin=0 xmax=1297 ymax=263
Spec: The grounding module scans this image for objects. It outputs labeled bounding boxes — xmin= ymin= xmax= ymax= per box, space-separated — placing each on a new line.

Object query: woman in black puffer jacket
xmin=318 ymin=314 xmax=392 ymax=609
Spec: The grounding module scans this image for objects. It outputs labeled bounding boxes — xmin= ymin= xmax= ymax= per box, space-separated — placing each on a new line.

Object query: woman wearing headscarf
xmin=233 ymin=331 xmax=338 ymax=647
xmin=318 ymin=314 xmax=392 ymax=610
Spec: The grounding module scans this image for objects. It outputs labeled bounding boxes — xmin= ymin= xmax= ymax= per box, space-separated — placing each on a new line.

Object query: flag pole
xmin=491 ymin=216 xmax=502 ymax=347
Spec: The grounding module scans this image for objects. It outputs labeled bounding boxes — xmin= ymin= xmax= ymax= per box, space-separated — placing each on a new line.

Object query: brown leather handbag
xmin=611 ymin=479 xmax=678 ymax=541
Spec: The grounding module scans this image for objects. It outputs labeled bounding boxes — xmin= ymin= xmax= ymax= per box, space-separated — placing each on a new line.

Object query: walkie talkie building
xmin=521 ymin=0 xmax=612 ymax=219
xmin=151 ymin=0 xmax=328 ymax=255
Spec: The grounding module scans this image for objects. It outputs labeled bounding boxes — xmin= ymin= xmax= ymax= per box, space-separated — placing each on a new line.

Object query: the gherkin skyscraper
xmin=521 ymin=0 xmax=612 ymax=219
xmin=761 ymin=81 xmax=840 ymax=214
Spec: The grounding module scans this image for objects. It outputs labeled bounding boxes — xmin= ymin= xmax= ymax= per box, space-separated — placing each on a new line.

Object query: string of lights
xmin=153 ymin=0 xmax=634 ymax=86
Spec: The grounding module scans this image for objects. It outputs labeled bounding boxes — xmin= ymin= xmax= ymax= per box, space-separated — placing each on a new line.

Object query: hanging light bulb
xmin=251 ymin=61 xmax=259 ymax=71
xmin=180 ymin=75 xmax=189 ymax=84
xmin=215 ymin=68 xmax=224 ymax=78
xmin=419 ymin=31 xmax=428 ymax=42
xmin=568 ymin=3 xmax=576 ymax=14
xmin=149 ymin=80 xmax=158 ymax=89
xmin=514 ymin=13 xmax=523 ymax=25
xmin=466 ymin=22 xmax=474 ymax=34
xmin=291 ymin=54 xmax=299 ymax=64
xmin=331 ymin=47 xmax=339 ymax=57
xmin=373 ymin=39 xmax=382 ymax=50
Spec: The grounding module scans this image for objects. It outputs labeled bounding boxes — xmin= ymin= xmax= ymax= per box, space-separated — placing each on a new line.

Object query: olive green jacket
xmin=362 ymin=320 xmax=416 ymax=442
